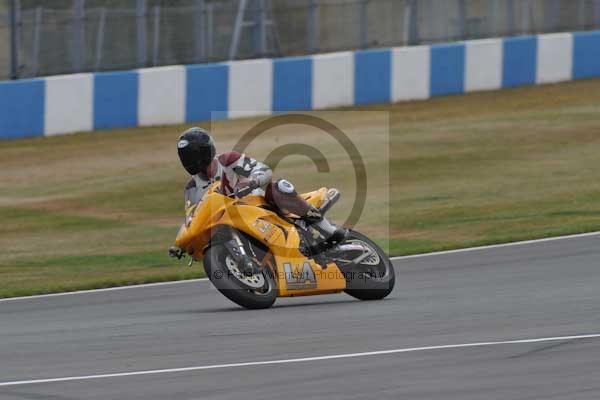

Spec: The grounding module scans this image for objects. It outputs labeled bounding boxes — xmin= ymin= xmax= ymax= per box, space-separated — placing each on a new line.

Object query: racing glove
xmin=168 ymin=246 xmax=184 ymax=259
xmin=234 ymin=178 xmax=259 ymax=198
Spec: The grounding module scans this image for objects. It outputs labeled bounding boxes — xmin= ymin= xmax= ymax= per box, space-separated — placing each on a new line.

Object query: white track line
xmin=2 ymin=230 xmax=599 ymax=303
xmin=0 ymin=279 xmax=209 ymax=303
xmin=392 ymin=230 xmax=600 ymax=260
xmin=1 ymin=333 xmax=598 ymax=387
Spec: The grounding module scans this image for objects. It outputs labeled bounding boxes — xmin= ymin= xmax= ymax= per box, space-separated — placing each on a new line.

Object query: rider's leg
xmin=264 ymin=179 xmax=347 ymax=250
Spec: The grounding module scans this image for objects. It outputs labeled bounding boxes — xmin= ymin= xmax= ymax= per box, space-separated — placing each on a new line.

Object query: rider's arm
xmin=184 ymin=179 xmax=201 ymax=211
xmin=169 ymin=179 xmax=197 ymax=259
xmin=232 ymin=156 xmax=273 ymax=197
xmin=249 ymin=160 xmax=273 ymax=188
xmin=232 ymin=156 xmax=272 ymax=188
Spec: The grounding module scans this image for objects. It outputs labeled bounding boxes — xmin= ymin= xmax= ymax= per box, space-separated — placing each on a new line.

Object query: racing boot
xmin=265 ymin=180 xmax=347 ymax=254
xmin=304 ymin=206 xmax=348 ymax=254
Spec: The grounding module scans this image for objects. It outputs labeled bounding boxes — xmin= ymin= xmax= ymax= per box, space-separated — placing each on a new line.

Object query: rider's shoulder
xmin=217 ymin=151 xmax=244 ymax=166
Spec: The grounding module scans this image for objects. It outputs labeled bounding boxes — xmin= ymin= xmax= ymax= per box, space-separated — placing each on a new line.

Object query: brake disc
xmin=224 ymin=255 xmax=265 ymax=289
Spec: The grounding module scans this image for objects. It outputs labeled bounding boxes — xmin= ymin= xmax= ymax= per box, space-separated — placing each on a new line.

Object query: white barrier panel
xmin=391 ymin=46 xmax=430 ymax=101
xmin=138 ymin=66 xmax=186 ymax=126
xmin=537 ymin=33 xmax=573 ymax=84
xmin=4 ymin=30 xmax=600 ymax=140
xmin=228 ymin=59 xmax=272 ymax=118
xmin=465 ymin=39 xmax=503 ymax=92
xmin=312 ymin=51 xmax=354 ymax=109
xmin=44 ymin=74 xmax=93 ymax=136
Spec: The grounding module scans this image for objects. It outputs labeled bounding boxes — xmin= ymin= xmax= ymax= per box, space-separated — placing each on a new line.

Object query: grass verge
xmin=2 ymin=79 xmax=600 ymax=297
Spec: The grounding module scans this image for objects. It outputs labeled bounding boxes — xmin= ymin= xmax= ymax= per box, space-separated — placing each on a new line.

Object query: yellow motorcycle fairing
xmin=174 ymin=184 xmax=347 ymax=297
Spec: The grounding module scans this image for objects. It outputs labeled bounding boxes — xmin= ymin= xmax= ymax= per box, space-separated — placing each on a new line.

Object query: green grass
xmin=0 ymin=251 xmax=204 ymax=298
xmin=3 ymin=79 xmax=600 ymax=298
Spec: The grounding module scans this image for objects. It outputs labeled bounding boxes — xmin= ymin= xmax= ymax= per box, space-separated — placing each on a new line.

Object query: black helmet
xmin=177 ymin=127 xmax=216 ymax=176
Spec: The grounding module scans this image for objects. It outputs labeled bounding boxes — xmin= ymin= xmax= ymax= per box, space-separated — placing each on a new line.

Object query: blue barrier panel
xmin=573 ymin=31 xmax=600 ymax=79
xmin=93 ymin=71 xmax=138 ymax=130
xmin=0 ymin=79 xmax=44 ymax=139
xmin=430 ymin=43 xmax=465 ymax=96
xmin=354 ymin=49 xmax=391 ymax=105
xmin=502 ymin=36 xmax=537 ymax=88
xmin=186 ymin=63 xmax=229 ymax=121
xmin=272 ymin=57 xmax=312 ymax=111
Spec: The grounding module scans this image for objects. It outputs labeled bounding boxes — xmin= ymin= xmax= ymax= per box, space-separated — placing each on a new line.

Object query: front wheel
xmin=331 ymin=230 xmax=395 ymax=301
xmin=204 ymin=244 xmax=277 ymax=309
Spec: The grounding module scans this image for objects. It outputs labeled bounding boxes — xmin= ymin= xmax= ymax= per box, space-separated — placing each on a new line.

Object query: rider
xmin=169 ymin=127 xmax=347 ymax=258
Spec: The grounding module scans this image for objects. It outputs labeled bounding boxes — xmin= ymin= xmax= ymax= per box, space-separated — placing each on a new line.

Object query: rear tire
xmin=334 ymin=230 xmax=395 ymax=301
xmin=204 ymin=245 xmax=277 ymax=309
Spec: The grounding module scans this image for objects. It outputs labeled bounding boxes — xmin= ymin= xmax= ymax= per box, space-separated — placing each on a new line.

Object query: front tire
xmin=204 ymin=245 xmax=277 ymax=309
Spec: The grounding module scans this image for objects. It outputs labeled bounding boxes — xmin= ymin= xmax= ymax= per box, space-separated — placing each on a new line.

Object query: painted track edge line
xmin=0 ymin=278 xmax=209 ymax=302
xmin=1 ymin=333 xmax=599 ymax=387
xmin=2 ymin=230 xmax=599 ymax=303
xmin=392 ymin=230 xmax=600 ymax=260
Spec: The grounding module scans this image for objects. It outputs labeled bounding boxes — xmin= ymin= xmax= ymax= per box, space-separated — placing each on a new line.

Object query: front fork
xmin=223 ymin=230 xmax=258 ymax=275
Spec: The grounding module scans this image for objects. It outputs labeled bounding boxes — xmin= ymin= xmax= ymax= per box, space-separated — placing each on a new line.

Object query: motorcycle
xmin=173 ymin=183 xmax=394 ymax=309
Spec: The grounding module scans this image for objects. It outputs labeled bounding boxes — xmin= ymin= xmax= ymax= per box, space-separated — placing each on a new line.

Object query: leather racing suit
xmin=182 ymin=151 xmax=344 ymax=247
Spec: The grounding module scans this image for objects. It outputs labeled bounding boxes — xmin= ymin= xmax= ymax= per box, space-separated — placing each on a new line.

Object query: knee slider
xmin=275 ymin=179 xmax=297 ymax=196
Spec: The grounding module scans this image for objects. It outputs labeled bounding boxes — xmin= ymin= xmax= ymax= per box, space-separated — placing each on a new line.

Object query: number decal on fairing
xmin=283 ymin=262 xmax=317 ymax=290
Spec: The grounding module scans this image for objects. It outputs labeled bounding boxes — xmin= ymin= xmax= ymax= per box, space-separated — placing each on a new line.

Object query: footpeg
xmin=308 ymin=228 xmax=349 ymax=255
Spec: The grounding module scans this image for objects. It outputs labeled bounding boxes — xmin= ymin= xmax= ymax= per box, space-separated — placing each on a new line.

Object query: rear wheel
xmin=204 ymin=244 xmax=277 ymax=309
xmin=330 ymin=230 xmax=395 ymax=300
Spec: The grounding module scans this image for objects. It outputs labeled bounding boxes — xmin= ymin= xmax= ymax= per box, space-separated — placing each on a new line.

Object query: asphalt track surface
xmin=1 ymin=234 xmax=600 ymax=399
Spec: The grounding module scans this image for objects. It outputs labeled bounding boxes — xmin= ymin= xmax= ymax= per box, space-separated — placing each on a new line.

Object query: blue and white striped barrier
xmin=1 ymin=30 xmax=600 ymax=140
